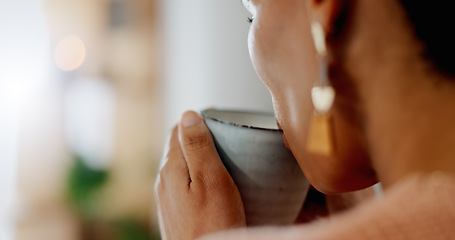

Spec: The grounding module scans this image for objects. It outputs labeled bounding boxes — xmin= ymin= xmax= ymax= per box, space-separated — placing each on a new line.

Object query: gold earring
xmin=306 ymin=22 xmax=335 ymax=156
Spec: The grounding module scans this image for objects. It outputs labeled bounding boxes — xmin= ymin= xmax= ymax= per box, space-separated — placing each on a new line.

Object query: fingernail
xmin=181 ymin=111 xmax=202 ymax=127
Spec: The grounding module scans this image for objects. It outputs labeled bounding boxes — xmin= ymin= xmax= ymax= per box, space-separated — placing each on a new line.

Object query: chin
xmin=312 ymin=181 xmax=377 ymax=195
xmin=303 ymin=163 xmax=378 ymax=195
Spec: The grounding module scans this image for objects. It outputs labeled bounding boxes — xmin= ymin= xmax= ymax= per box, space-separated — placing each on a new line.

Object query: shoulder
xmin=201 ymin=172 xmax=455 ymax=240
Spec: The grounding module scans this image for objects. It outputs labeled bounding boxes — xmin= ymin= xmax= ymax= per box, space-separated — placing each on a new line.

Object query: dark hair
xmin=400 ymin=1 xmax=455 ymax=77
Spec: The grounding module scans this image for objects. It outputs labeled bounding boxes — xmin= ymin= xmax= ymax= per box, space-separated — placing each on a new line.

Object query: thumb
xmin=178 ymin=111 xmax=228 ymax=185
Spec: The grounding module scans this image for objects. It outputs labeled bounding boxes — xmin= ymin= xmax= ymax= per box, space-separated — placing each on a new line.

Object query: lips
xmin=276 ymin=120 xmax=291 ymax=150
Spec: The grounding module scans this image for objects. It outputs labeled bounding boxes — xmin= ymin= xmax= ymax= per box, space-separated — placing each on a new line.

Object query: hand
xmin=154 ymin=111 xmax=246 ymax=240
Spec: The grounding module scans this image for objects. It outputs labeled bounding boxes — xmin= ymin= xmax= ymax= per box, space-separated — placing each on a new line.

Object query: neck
xmin=334 ymin=0 xmax=455 ymax=189
xmin=362 ymin=58 xmax=455 ymax=188
xmin=339 ymin=0 xmax=455 ymax=189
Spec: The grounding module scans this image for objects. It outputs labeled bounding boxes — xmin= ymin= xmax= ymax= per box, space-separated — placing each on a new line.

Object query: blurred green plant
xmin=114 ymin=219 xmax=161 ymax=240
xmin=67 ymin=154 xmax=160 ymax=240
xmin=67 ymin=154 xmax=109 ymax=219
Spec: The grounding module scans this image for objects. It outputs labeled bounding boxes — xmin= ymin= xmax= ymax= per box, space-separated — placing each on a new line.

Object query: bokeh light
xmin=54 ymin=35 xmax=86 ymax=71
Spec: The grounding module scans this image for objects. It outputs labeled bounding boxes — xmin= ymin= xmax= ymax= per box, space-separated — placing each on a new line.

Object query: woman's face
xmin=243 ymin=0 xmax=377 ymax=193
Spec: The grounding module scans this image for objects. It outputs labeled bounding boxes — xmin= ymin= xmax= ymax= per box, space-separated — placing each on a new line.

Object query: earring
xmin=306 ymin=22 xmax=336 ymax=156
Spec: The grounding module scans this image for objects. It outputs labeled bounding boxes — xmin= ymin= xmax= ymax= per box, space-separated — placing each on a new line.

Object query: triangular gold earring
xmin=306 ymin=22 xmax=336 ymax=156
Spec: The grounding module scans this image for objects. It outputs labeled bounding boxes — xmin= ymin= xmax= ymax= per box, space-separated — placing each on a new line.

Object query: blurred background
xmin=0 ymin=0 xmax=272 ymax=239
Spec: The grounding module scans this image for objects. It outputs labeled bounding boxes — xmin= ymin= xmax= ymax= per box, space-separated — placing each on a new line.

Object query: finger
xmin=160 ymin=125 xmax=190 ymax=186
xmin=178 ymin=111 xmax=228 ymax=186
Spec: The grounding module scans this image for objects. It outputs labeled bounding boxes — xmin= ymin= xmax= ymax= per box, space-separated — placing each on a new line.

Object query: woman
xmin=155 ymin=0 xmax=455 ymax=239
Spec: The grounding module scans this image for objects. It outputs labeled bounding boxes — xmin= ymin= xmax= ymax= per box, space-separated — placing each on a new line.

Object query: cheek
xmin=247 ymin=21 xmax=278 ymax=92
xmin=247 ymin=15 xmax=317 ymax=149
xmin=248 ymin=25 xmax=290 ymax=129
xmin=246 ymin=3 xmax=331 ymax=185
xmin=245 ymin=1 xmax=376 ymax=193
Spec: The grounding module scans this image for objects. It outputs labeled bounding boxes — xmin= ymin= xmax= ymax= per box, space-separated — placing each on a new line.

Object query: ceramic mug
xmin=201 ymin=109 xmax=310 ymax=226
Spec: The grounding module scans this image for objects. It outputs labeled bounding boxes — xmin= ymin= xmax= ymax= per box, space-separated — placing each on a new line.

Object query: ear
xmin=306 ymin=0 xmax=347 ymax=38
